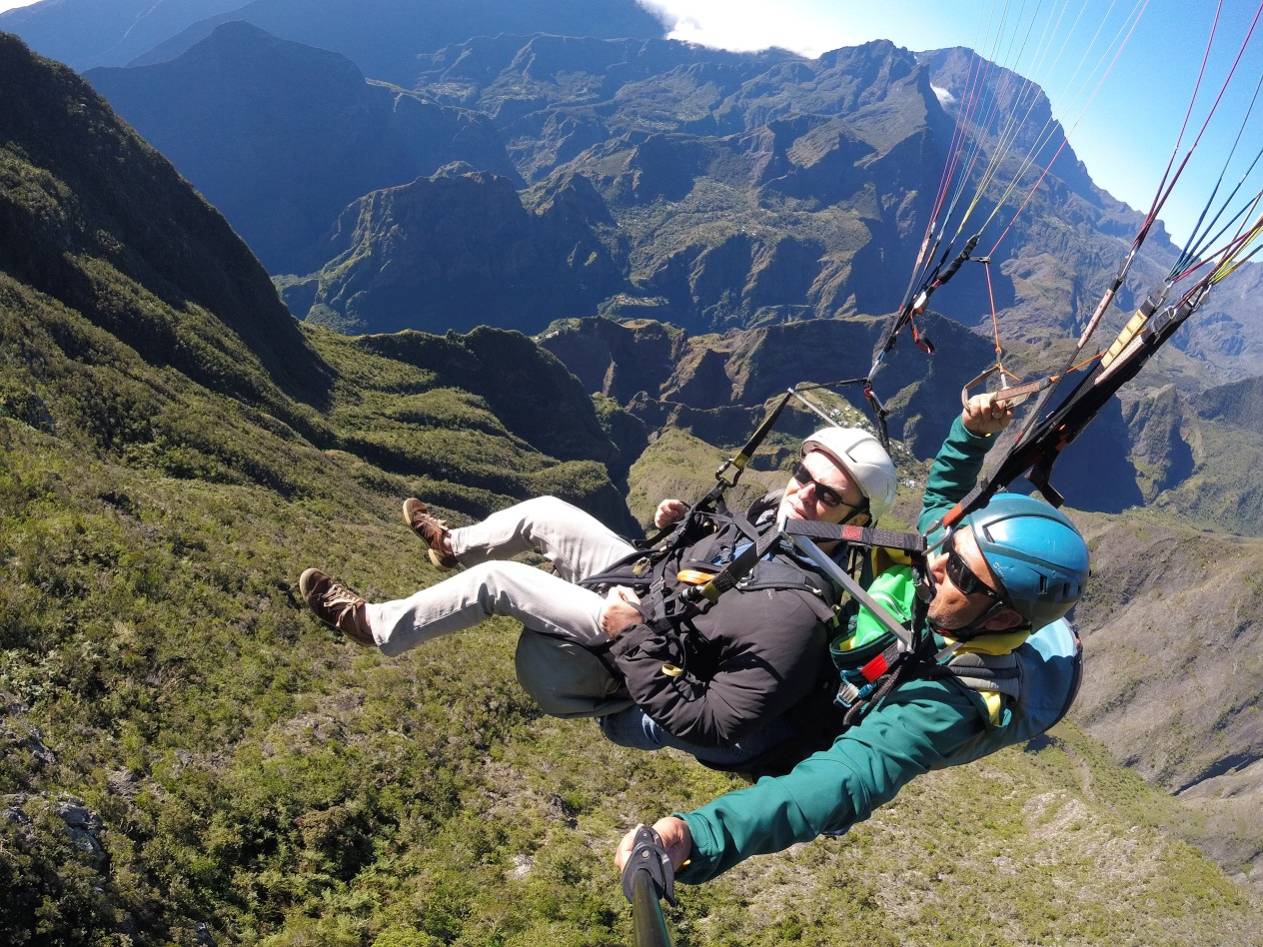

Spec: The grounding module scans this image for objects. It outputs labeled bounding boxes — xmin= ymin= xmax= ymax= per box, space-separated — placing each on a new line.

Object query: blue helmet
xmin=964 ymin=493 xmax=1089 ymax=631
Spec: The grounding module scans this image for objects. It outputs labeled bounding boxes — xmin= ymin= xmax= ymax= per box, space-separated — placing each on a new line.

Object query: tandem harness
xmin=577 ymin=497 xmax=842 ymax=681
xmin=782 ymin=520 xmax=1040 ymax=730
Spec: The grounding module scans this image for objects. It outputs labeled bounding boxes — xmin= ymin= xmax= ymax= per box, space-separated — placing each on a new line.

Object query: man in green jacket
xmin=614 ymin=392 xmax=1091 ymax=882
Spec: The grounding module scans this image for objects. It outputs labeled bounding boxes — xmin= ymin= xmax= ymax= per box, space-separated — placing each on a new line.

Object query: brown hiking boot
xmin=402 ymin=498 xmax=458 ymax=569
xmin=298 ymin=568 xmax=375 ymax=647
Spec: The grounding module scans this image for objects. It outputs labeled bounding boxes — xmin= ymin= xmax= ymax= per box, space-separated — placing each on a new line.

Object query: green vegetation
xmin=5 ymin=419 xmax=1261 ymax=944
xmin=2 ymin=27 xmax=1261 ymax=947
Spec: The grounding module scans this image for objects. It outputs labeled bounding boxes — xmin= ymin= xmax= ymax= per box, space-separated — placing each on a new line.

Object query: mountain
xmin=4 ymin=24 xmax=1263 ymax=947
xmin=130 ymin=0 xmax=667 ymax=82
xmin=0 ymin=0 xmax=246 ymax=70
xmin=0 ymin=0 xmax=666 ymax=74
xmin=86 ymin=22 xmax=518 ymax=274
xmin=1175 ymin=262 xmax=1263 ymax=380
xmin=326 ymin=33 xmax=1235 ymax=369
xmin=539 ymin=316 xmax=1158 ymax=515
xmin=75 ymin=23 xmax=1261 ymax=385
xmin=1072 ymin=510 xmax=1263 ymax=889
xmin=289 ymin=166 xmax=627 ymax=334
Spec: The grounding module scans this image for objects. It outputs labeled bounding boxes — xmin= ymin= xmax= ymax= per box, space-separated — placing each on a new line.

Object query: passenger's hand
xmin=962 ymin=391 xmax=1014 ymax=436
xmin=615 ymin=817 xmax=693 ymax=873
xmin=600 ymin=586 xmax=642 ymax=638
xmin=654 ymin=498 xmax=689 ymax=529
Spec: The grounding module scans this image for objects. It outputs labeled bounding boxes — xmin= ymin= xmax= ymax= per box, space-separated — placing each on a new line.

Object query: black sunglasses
xmin=945 ymin=535 xmax=1004 ymax=603
xmin=792 ymin=462 xmax=858 ymax=511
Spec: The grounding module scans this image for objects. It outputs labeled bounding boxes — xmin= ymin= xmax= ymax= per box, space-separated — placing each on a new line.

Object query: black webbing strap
xmin=783 ymin=520 xmax=926 ymax=555
xmin=840 ymin=634 xmax=930 ymax=728
xmin=862 ymin=383 xmax=892 ymax=452
xmin=685 ymin=525 xmax=784 ymax=606
xmin=635 ymin=389 xmax=797 ymax=553
xmin=712 ymin=388 xmax=796 ymax=489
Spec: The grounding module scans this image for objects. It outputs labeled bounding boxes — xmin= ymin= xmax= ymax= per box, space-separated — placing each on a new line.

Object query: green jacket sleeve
xmin=676 ymin=677 xmax=982 ymax=883
xmin=917 ymin=415 xmax=998 ymax=540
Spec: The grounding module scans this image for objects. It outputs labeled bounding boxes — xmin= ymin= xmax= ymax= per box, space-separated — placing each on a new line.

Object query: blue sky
xmin=642 ymin=0 xmax=1263 ymax=248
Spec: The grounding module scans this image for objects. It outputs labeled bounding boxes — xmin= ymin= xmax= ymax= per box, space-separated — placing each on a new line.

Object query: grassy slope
xmin=6 ymin=411 xmax=1263 ymax=945
xmin=2 ymin=29 xmax=1261 ymax=947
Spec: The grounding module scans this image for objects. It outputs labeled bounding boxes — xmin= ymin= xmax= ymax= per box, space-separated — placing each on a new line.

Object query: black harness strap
xmin=783 ymin=520 xmax=926 ymax=555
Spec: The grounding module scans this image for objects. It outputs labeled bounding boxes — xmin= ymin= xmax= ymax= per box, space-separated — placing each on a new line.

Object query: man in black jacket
xmin=299 ymin=427 xmax=896 ymax=767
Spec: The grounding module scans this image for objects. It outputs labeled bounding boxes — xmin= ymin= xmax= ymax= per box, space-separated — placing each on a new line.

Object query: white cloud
xmin=931 ymin=84 xmax=956 ymax=107
xmin=636 ymin=0 xmax=860 ymax=58
xmin=0 ymin=0 xmax=40 ymax=13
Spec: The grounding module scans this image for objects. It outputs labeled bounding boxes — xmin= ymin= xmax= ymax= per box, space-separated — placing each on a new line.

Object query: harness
xmin=579 ymin=497 xmax=844 ymax=682
xmin=781 ymin=524 xmax=1038 ymax=730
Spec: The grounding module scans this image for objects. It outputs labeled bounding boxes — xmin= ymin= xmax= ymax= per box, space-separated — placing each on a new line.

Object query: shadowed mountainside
xmin=0 ymin=0 xmax=244 ymax=70
xmin=131 ymin=0 xmax=666 ymax=80
xmin=86 ymin=22 xmax=519 ymax=274
xmin=0 ymin=0 xmax=666 ymax=74
xmin=290 ymin=166 xmax=628 ymax=334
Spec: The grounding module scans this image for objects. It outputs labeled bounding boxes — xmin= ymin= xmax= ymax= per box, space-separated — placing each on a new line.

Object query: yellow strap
xmin=942 ymin=628 xmax=1031 ymax=655
xmin=980 ymin=689 xmax=1004 ymax=727
xmin=676 ymin=569 xmax=714 ymax=586
xmin=1100 ymin=307 xmax=1150 ymax=369
xmin=871 ymin=547 xmax=915 ymax=575
xmin=660 ymin=663 xmax=684 ymax=678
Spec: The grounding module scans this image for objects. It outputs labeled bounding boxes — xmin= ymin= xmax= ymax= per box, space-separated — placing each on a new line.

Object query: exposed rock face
xmin=537 ymin=316 xmax=686 ymax=401
xmin=0 ymin=696 xmax=56 ymax=771
xmin=1121 ymin=385 xmax=1196 ymax=499
xmin=541 ymin=313 xmax=1001 ymax=459
xmin=301 ymin=167 xmax=626 ymax=334
xmin=87 ymin=22 xmax=519 ymax=274
xmin=404 ymin=33 xmax=1246 ymax=361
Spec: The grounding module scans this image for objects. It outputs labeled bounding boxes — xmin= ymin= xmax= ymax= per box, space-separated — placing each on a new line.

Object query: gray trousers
xmin=365 ymin=496 xmax=637 ymax=658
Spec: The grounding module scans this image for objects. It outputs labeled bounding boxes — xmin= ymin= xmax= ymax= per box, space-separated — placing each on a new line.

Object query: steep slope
xmin=294 ymin=166 xmax=626 ymax=334
xmin=131 ymin=0 xmax=666 ymax=82
xmin=1196 ymin=371 xmax=1263 ymax=431
xmin=0 ymin=0 xmax=246 ymax=70
xmin=87 ymin=22 xmax=517 ymax=274
xmin=0 ymin=31 xmax=327 ymax=412
xmin=1 ymin=35 xmax=645 ymax=941
xmin=1071 ymin=510 xmax=1263 ymax=890
xmin=1173 ymin=262 xmax=1263 ymax=374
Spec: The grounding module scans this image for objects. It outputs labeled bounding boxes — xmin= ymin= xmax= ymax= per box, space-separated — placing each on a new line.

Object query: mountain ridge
xmin=86 ymin=21 xmax=519 ymax=274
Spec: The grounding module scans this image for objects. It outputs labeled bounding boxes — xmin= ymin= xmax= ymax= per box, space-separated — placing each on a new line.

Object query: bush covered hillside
xmin=2 ymin=29 xmax=1262 ymax=947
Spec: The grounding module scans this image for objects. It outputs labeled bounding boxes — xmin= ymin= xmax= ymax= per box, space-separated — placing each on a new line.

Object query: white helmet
xmin=801 ymin=427 xmax=898 ymax=523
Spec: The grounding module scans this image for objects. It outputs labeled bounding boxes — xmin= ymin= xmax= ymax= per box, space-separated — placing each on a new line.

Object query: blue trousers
xmin=598 ymin=705 xmax=796 ymax=768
